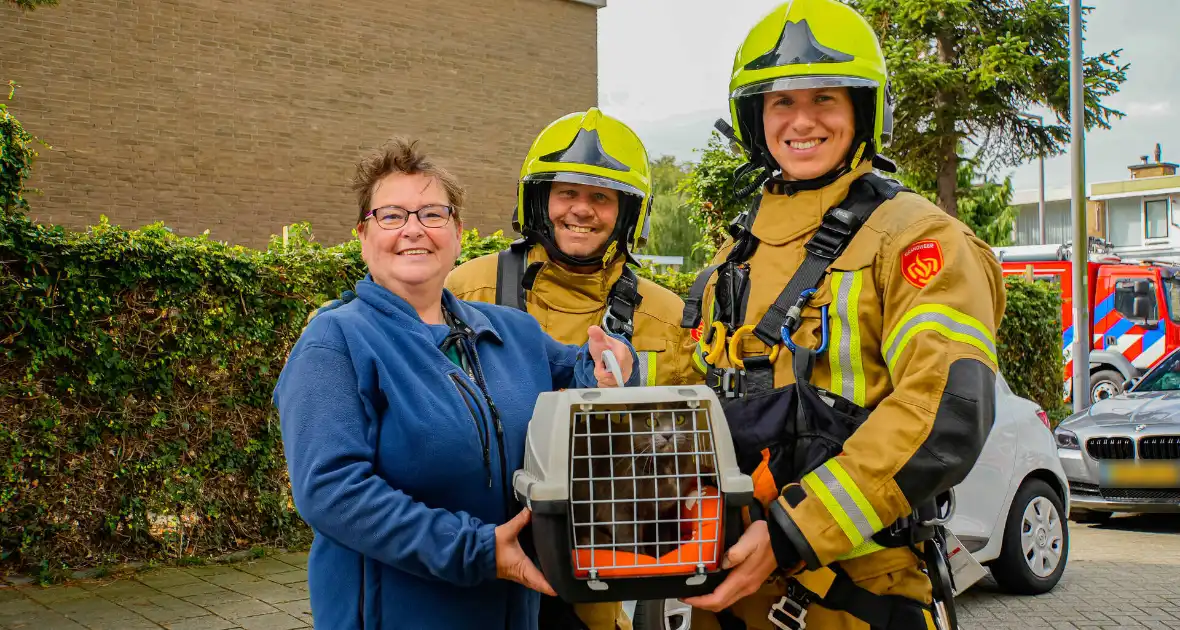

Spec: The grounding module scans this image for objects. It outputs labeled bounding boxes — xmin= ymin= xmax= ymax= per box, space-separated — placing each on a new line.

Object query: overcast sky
xmin=595 ymin=0 xmax=1180 ymax=197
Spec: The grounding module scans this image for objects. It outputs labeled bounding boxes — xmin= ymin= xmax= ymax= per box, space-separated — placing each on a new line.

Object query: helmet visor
xmin=731 ymin=75 xmax=878 ymax=99
xmin=522 ymin=171 xmax=646 ymax=200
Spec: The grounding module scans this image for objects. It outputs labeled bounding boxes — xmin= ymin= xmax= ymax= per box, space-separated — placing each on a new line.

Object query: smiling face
xmin=547 ymin=181 xmax=621 ymax=260
xmin=357 ymin=171 xmax=462 ymax=296
xmin=762 ymin=86 xmax=857 ymax=181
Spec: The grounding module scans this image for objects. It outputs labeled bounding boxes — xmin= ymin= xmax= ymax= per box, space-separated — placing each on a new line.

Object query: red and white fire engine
xmin=993 ymin=239 xmax=1180 ymax=403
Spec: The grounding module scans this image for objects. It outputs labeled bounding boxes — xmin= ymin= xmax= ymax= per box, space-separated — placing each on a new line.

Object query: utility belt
xmin=681 ymin=173 xmax=958 ymax=629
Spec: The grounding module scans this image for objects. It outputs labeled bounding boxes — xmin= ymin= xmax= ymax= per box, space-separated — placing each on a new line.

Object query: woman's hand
xmin=586 ymin=325 xmax=633 ymax=387
xmin=494 ymin=508 xmax=556 ymax=596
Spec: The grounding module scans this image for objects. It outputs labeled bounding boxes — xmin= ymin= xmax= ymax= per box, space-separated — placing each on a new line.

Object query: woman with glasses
xmin=273 ymin=136 xmax=639 ymax=630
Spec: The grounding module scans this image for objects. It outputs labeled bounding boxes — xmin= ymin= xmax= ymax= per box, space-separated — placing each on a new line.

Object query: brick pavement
xmin=2 ymin=515 xmax=1178 ymax=629
xmin=956 ymin=514 xmax=1180 ymax=630
xmin=0 ymin=552 xmax=311 ymax=630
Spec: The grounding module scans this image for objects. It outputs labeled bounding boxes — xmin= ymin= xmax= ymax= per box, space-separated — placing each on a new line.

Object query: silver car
xmin=1054 ymin=348 xmax=1180 ymax=522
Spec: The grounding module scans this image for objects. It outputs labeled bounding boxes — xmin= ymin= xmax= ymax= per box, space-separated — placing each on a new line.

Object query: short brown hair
xmin=350 ymin=137 xmax=466 ymax=225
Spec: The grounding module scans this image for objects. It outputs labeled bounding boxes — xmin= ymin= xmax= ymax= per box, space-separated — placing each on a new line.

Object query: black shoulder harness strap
xmin=680 ymin=193 xmax=764 ymax=330
xmin=603 ymin=265 xmax=642 ymax=339
xmin=494 ymin=240 xmax=642 ymax=341
xmin=751 ymin=173 xmax=907 ymax=347
xmin=494 ymin=239 xmax=533 ymax=311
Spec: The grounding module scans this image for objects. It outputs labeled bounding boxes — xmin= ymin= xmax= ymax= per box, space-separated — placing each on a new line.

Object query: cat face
xmin=617 ymin=409 xmax=695 ymax=455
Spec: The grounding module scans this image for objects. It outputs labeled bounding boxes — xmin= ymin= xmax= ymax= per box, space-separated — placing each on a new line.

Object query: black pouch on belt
xmin=722 ymin=348 xmax=871 ymax=488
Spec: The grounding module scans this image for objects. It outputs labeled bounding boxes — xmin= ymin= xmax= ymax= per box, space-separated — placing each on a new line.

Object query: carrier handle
xmin=600 ymin=349 xmax=625 ymax=388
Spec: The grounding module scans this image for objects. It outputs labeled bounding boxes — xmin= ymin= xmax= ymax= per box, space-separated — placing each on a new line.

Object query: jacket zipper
xmin=450 ymin=373 xmax=492 ymax=488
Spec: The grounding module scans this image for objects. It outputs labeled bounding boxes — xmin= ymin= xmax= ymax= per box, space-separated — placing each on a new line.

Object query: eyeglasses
xmin=364 ymin=204 xmax=455 ymax=230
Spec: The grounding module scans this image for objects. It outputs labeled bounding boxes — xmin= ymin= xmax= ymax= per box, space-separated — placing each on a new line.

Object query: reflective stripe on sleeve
xmin=801 ymin=458 xmax=884 ymax=549
xmin=883 ymin=304 xmax=997 ymax=374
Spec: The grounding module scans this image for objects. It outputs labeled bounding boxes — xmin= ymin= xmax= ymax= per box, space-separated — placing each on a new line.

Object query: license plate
xmin=1099 ymin=461 xmax=1180 ymax=488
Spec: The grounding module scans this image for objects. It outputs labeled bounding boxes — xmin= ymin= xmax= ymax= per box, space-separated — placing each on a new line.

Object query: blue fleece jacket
xmin=273 ymin=277 xmax=638 ymax=630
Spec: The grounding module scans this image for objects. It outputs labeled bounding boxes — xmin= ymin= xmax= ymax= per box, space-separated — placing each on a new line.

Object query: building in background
xmin=0 ymin=0 xmax=606 ymax=248
xmin=1090 ymin=149 xmax=1180 ymax=263
xmin=1010 ymin=145 xmax=1180 ymax=263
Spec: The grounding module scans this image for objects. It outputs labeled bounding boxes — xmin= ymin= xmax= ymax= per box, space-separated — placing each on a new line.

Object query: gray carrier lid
xmin=512 ymin=384 xmax=753 ymax=507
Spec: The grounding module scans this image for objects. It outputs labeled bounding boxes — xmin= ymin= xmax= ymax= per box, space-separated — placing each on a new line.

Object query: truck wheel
xmin=991 ymin=479 xmax=1069 ymax=595
xmin=1090 ymin=369 xmax=1123 ymax=401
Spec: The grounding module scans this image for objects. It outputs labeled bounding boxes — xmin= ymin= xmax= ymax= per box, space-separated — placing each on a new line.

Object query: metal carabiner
xmin=727 ymin=324 xmax=780 ymax=370
xmin=781 ymin=288 xmax=829 ymax=354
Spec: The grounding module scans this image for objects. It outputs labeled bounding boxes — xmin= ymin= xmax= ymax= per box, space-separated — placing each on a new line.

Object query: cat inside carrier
xmin=513 ymin=384 xmax=755 ymax=602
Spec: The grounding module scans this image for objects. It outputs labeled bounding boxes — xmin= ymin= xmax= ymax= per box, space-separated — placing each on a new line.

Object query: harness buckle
xmin=768 ymin=594 xmax=809 ymax=630
xmin=719 ymin=368 xmax=745 ymax=399
xmin=602 ymin=308 xmax=634 ymax=339
xmin=805 ymin=207 xmax=863 ymax=259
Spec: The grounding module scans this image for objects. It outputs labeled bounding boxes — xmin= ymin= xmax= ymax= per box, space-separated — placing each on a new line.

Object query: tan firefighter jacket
xmin=446 ymin=244 xmax=701 ymax=387
xmin=694 ymin=162 xmax=1007 ymax=583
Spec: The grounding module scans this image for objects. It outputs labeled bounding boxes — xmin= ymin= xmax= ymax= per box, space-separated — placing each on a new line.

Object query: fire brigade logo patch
xmin=900 ymin=239 xmax=944 ymax=289
xmin=690 ymin=321 xmax=704 ymax=342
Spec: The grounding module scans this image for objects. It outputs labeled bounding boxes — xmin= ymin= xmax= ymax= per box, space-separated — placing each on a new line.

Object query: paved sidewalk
xmin=2 ymin=515 xmax=1178 ymax=629
xmin=0 ymin=553 xmax=311 ymax=630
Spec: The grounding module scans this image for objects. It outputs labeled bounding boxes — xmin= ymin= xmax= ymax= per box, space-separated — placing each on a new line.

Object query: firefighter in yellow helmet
xmin=445 ymin=108 xmax=701 ymax=630
xmin=676 ymin=1 xmax=1007 ymax=629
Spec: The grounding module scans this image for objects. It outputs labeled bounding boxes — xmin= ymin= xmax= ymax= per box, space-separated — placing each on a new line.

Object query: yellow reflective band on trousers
xmin=829 ymin=271 xmax=866 ymax=406
xmin=637 ymin=351 xmax=658 ymax=386
xmin=883 ymin=304 xmax=997 ymax=375
xmin=801 ymin=459 xmax=884 ymax=552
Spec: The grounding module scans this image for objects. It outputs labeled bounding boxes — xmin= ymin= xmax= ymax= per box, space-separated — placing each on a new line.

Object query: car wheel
xmin=1090 ymin=369 xmax=1123 ymax=402
xmin=632 ymin=598 xmax=690 ymax=630
xmin=990 ymin=479 xmax=1069 ymax=595
xmin=632 ymin=600 xmax=664 ymax=630
xmin=1070 ymin=509 xmax=1113 ymax=524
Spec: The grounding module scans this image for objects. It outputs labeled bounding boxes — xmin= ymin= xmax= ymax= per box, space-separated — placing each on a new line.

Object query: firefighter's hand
xmin=587 ymin=325 xmax=633 ymax=387
xmin=494 ymin=508 xmax=556 ymax=596
xmin=681 ymin=520 xmax=777 ymax=612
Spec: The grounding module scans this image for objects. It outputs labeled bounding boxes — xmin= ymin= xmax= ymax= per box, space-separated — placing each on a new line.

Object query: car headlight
xmin=1054 ymin=428 xmax=1080 ymax=450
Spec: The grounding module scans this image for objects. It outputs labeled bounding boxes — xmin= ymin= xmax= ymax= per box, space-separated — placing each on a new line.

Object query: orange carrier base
xmin=528 ymin=485 xmax=752 ymax=604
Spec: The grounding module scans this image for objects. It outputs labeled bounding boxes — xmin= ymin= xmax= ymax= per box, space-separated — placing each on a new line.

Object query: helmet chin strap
xmin=765 ymin=139 xmax=869 ymax=195
xmin=521 ymin=182 xmax=636 ymax=269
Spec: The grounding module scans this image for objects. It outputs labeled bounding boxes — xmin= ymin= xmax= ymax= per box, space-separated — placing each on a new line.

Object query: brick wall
xmin=0 ymin=0 xmax=599 ymax=248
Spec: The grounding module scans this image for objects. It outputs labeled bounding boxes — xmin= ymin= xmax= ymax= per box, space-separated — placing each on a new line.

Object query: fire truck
xmin=993 ymin=239 xmax=1180 ymax=403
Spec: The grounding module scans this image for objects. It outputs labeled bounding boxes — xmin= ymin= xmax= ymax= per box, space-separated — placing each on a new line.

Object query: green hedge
xmin=0 ymin=208 xmax=1063 ymax=577
xmin=996 ymin=276 xmax=1067 ymax=419
xmin=0 ymin=216 xmax=366 ymax=577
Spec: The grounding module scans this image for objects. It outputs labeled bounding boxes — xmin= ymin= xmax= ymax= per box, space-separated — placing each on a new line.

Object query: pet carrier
xmin=513 ymin=384 xmax=755 ymax=603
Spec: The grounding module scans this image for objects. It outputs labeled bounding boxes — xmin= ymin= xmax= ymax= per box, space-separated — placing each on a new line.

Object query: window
xmin=1165 ymin=277 xmax=1180 ymax=324
xmin=1135 ymin=348 xmax=1180 ymax=392
xmin=1113 ymin=278 xmax=1158 ymax=322
xmin=1106 ymin=198 xmax=1143 ymax=246
xmin=1145 ymin=199 xmax=1169 ymax=239
xmin=1013 ymin=201 xmax=1071 ymax=245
